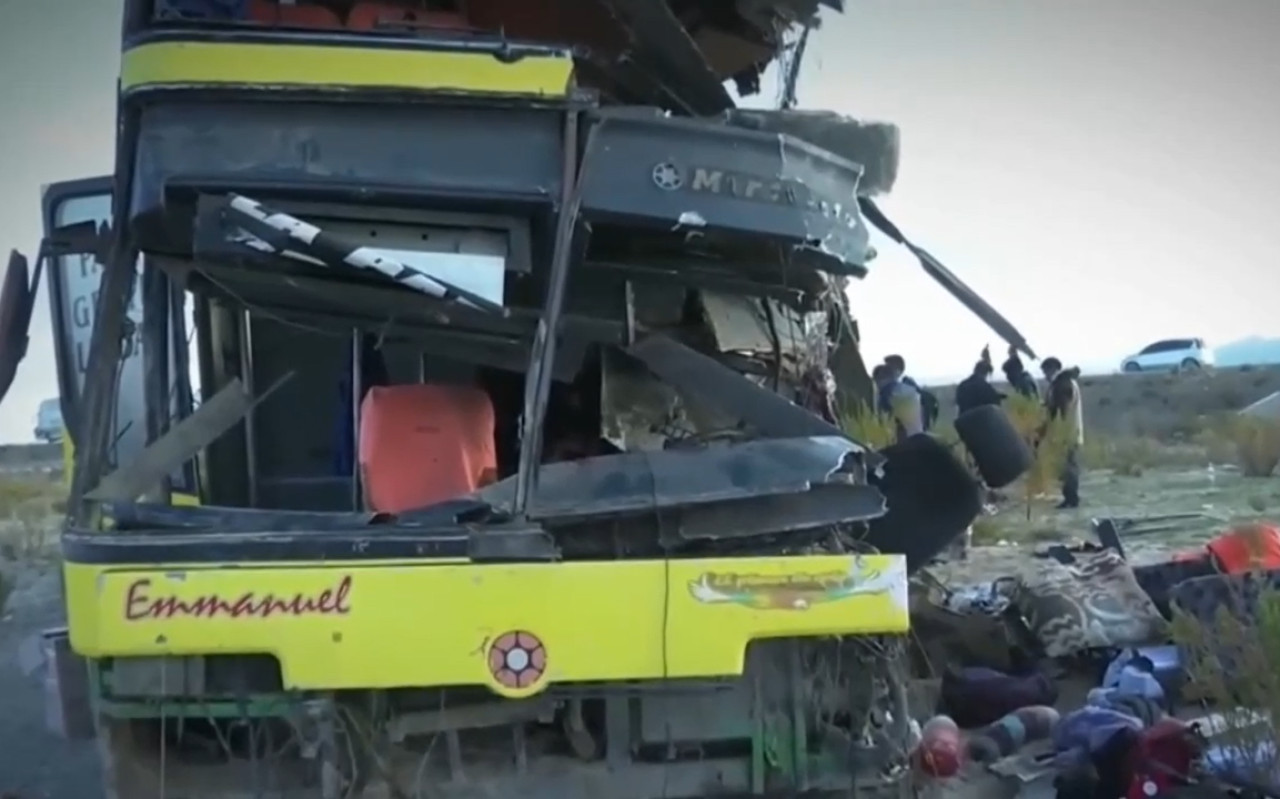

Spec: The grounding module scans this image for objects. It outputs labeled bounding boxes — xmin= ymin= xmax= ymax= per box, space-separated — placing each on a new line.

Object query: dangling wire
xmin=777 ymin=23 xmax=812 ymax=110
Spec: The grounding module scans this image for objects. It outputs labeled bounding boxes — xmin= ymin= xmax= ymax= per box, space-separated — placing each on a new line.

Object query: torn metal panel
xmin=826 ymin=278 xmax=874 ymax=410
xmin=701 ymin=291 xmax=791 ymax=358
xmin=223 ymin=194 xmax=504 ymax=314
xmin=628 ymin=281 xmax=688 ymax=330
xmin=722 ymin=110 xmax=901 ymax=197
xmin=596 ymin=0 xmax=734 ymax=115
xmin=127 ymin=102 xmax=565 ymax=245
xmin=579 ymin=110 xmax=871 ymax=274
xmin=697 ymin=291 xmax=831 ymax=400
xmin=600 ymin=346 xmax=747 ymax=453
xmin=600 ymin=347 xmax=694 ymax=452
xmin=626 ymin=334 xmax=876 ymax=458
xmin=606 ymin=482 xmax=887 ymax=543
xmin=478 ymin=435 xmax=866 ymax=521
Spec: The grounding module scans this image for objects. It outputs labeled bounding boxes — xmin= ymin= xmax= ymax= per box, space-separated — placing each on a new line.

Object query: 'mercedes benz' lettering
xmin=685 ymin=166 xmax=854 ymax=227
xmin=691 ymin=168 xmax=723 ymax=193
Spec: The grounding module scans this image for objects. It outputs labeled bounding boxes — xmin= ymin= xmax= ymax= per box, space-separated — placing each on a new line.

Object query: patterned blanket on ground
xmin=1012 ymin=549 xmax=1168 ymax=657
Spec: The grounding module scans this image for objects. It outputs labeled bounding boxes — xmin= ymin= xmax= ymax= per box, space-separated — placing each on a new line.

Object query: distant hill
xmin=1214 ymin=337 xmax=1280 ymax=368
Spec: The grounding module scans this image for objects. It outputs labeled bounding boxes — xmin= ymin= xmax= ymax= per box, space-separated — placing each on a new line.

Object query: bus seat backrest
xmin=358 ymin=383 xmax=496 ymax=515
xmin=248 ymin=0 xmax=343 ymax=28
xmin=346 ymin=3 xmax=471 ymax=31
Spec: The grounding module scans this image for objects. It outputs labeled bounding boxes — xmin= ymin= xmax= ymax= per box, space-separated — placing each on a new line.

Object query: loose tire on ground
xmin=953 ymin=404 xmax=1034 ymax=490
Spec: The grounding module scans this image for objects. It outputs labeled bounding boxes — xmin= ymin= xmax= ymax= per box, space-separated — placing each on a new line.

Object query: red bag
xmin=1125 ymin=719 xmax=1199 ymax=798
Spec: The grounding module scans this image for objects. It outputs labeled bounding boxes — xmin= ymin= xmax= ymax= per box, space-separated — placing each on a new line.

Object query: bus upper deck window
xmin=248 ymin=0 xmax=343 ymax=28
xmin=345 ymin=2 xmax=471 ymax=31
xmin=155 ymin=0 xmax=251 ymax=21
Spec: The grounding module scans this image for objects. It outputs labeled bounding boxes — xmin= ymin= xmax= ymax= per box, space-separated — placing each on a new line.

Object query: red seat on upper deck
xmin=248 ymin=0 xmax=343 ymax=28
xmin=345 ymin=2 xmax=471 ymax=32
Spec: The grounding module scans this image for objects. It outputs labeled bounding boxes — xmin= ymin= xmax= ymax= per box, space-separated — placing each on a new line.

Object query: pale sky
xmin=1 ymin=1 xmax=1279 ymax=442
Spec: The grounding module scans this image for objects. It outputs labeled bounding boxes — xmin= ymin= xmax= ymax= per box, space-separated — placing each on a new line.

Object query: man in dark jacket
xmin=955 ymin=360 xmax=1004 ymax=415
xmin=1041 ymin=356 xmax=1084 ymax=509
xmin=1001 ymin=345 xmax=1039 ymax=399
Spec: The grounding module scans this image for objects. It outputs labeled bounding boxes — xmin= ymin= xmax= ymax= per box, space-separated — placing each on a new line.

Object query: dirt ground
xmin=0 ymin=460 xmax=1274 ymax=796
xmin=0 ymin=558 xmax=101 ymax=796
xmin=931 ymin=463 xmax=1280 ymax=589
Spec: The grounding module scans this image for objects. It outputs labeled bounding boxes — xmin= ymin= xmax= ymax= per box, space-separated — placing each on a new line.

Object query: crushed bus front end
xmin=0 ymin=0 xmax=1038 ymax=796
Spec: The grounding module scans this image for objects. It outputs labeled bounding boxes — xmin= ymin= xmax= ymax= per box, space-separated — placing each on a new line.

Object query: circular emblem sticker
xmin=651 ymin=163 xmax=683 ymax=191
xmin=488 ymin=630 xmax=547 ymax=690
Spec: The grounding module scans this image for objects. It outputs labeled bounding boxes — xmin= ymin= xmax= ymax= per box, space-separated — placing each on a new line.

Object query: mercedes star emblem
xmin=652 ymin=163 xmax=683 ymax=191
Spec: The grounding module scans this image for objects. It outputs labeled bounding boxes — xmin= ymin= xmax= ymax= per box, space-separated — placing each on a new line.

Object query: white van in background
xmin=33 ymin=398 xmax=63 ymax=443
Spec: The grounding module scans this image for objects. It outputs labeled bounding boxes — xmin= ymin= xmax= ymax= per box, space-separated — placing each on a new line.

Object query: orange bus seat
xmin=345 ymin=3 xmax=471 ymax=31
xmin=1207 ymin=522 xmax=1280 ymax=573
xmin=358 ymin=383 xmax=496 ymax=515
xmin=248 ymin=0 xmax=343 ymax=28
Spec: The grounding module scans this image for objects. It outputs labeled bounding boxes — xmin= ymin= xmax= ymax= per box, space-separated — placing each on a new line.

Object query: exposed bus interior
xmin=143 ymin=0 xmax=839 ymax=110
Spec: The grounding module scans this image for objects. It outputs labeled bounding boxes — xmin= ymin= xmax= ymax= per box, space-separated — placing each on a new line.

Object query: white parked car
xmin=33 ymin=397 xmax=63 ymax=443
xmin=1120 ymin=338 xmax=1214 ymax=373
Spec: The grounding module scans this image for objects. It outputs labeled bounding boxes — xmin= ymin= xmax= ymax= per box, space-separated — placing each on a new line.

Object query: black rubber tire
xmin=866 ymin=433 xmax=982 ymax=572
xmin=1122 ymin=361 xmax=1142 ymax=373
xmin=953 ymin=404 xmax=1034 ymax=489
xmin=1180 ymin=358 xmax=1201 ymax=371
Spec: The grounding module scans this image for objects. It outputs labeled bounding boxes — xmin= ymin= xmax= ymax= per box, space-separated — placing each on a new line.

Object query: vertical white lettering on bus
xmin=55 ymin=194 xmax=146 ymax=469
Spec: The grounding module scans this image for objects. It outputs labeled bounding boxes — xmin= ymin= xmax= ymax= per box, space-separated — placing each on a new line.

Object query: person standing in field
xmin=883 ymin=354 xmax=939 ymax=430
xmin=1040 ymin=356 xmax=1084 ymax=509
xmin=955 ymin=359 xmax=1005 ymax=415
xmin=873 ymin=363 xmax=923 ymax=443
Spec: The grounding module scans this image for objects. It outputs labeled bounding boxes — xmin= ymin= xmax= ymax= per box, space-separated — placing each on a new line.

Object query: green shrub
xmin=1226 ymin=416 xmax=1280 ymax=477
xmin=1001 ymin=393 xmax=1069 ymax=518
xmin=1172 ymin=573 xmax=1280 ymax=785
xmin=1081 ymin=436 xmax=1165 ymax=476
xmin=840 ymin=402 xmax=897 ymax=450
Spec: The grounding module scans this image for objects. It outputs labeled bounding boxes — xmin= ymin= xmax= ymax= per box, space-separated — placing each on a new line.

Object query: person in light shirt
xmin=873 ymin=364 xmax=923 ymax=442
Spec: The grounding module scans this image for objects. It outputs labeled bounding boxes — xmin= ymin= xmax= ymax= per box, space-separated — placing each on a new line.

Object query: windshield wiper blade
xmin=858 ymin=197 xmax=1036 ymax=359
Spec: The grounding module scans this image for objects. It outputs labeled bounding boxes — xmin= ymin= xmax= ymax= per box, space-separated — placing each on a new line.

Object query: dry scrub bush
xmin=1172 ymin=585 xmax=1280 ymax=786
xmin=969 ymin=515 xmax=1003 ymax=546
xmin=0 ymin=476 xmax=62 ymax=517
xmin=1225 ymin=416 xmax=1280 ymax=477
xmin=1081 ymin=437 xmax=1157 ymax=476
xmin=1002 ymin=393 xmax=1070 ymax=519
xmin=0 ymin=475 xmax=65 ymax=561
xmin=840 ymin=401 xmax=898 ymax=450
xmin=1192 ymin=420 xmax=1241 ymax=466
